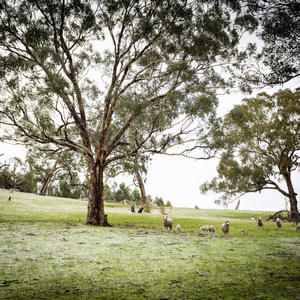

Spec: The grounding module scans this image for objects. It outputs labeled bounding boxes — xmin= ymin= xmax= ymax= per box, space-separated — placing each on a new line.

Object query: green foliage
xmin=112 ymin=182 xmax=132 ymax=202
xmin=0 ymin=157 xmax=36 ymax=192
xmin=166 ymin=200 xmax=173 ymax=207
xmin=108 ymin=182 xmax=141 ymax=202
xmin=0 ymin=0 xmax=251 ymax=157
xmin=241 ymin=1 xmax=300 ymax=85
xmin=153 ymin=196 xmax=164 ymax=207
xmin=56 ymin=180 xmax=82 ymax=199
xmin=201 ymin=88 xmax=300 ymax=209
xmin=131 ymin=188 xmax=141 ymax=202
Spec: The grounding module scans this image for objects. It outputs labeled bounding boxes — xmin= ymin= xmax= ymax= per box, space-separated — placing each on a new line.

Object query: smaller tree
xmin=166 ymin=200 xmax=173 ymax=207
xmin=154 ymin=196 xmax=165 ymax=207
xmin=201 ymin=88 xmax=300 ymax=215
xmin=26 ymin=148 xmax=89 ymax=197
xmin=57 ymin=179 xmax=83 ymax=199
xmin=111 ymin=182 xmax=133 ymax=203
xmin=0 ymin=157 xmax=35 ymax=192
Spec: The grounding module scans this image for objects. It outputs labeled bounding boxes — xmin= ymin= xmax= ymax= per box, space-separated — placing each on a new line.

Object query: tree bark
xmin=85 ymin=160 xmax=109 ymax=226
xmin=136 ymin=170 xmax=147 ymax=205
xmin=134 ymin=155 xmax=147 ymax=205
xmin=283 ymin=173 xmax=298 ymax=214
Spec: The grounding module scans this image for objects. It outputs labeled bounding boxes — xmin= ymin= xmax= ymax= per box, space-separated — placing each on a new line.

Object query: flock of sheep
xmin=162 ymin=215 xmax=300 ymax=235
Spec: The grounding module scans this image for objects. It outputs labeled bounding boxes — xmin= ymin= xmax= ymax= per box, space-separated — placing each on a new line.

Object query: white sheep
xmin=200 ymin=225 xmax=209 ymax=233
xmin=208 ymin=225 xmax=216 ymax=236
xmin=221 ymin=221 xmax=230 ymax=236
xmin=275 ymin=217 xmax=282 ymax=228
xmin=257 ymin=217 xmax=263 ymax=228
xmin=162 ymin=215 xmax=173 ymax=231
xmin=176 ymin=224 xmax=181 ymax=233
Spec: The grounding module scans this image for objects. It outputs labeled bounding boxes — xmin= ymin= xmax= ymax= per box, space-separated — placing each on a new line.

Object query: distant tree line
xmin=0 ymin=155 xmax=170 ymax=206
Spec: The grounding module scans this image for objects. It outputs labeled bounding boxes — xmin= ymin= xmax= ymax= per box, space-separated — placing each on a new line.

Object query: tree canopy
xmin=200 ymin=88 xmax=300 ymax=214
xmin=241 ymin=0 xmax=300 ymax=86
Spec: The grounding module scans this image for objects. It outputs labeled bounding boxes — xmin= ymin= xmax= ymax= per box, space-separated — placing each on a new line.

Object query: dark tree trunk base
xmin=85 ymin=214 xmax=110 ymax=226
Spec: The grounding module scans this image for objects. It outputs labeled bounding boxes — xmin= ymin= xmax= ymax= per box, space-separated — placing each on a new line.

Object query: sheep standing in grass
xmin=276 ymin=217 xmax=282 ymax=228
xmin=162 ymin=215 xmax=173 ymax=231
xmin=176 ymin=224 xmax=181 ymax=233
xmin=221 ymin=221 xmax=230 ymax=236
xmin=257 ymin=217 xmax=263 ymax=228
xmin=200 ymin=225 xmax=209 ymax=233
xmin=208 ymin=225 xmax=216 ymax=236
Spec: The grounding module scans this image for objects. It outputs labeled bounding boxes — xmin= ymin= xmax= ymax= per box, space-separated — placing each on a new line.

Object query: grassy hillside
xmin=0 ymin=189 xmax=299 ymax=299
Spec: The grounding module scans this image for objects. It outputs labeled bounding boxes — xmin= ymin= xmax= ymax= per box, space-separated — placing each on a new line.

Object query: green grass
xmin=0 ymin=189 xmax=299 ymax=299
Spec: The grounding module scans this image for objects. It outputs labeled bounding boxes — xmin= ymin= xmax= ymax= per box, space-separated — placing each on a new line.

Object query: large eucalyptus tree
xmin=0 ymin=0 xmax=251 ymax=225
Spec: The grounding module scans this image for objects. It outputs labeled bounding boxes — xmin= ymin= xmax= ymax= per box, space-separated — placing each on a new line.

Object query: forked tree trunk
xmin=86 ymin=163 xmax=109 ymax=226
xmin=39 ymin=153 xmax=62 ymax=195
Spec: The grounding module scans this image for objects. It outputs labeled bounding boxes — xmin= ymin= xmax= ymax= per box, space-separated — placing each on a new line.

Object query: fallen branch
xmin=267 ymin=210 xmax=300 ymax=224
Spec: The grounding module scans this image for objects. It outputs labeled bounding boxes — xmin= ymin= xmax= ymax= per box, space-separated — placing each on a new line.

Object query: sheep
xmin=162 ymin=215 xmax=173 ymax=231
xmin=200 ymin=225 xmax=210 ymax=233
xmin=296 ymin=224 xmax=300 ymax=231
xmin=208 ymin=225 xmax=216 ymax=236
xmin=275 ymin=217 xmax=282 ymax=228
xmin=176 ymin=224 xmax=181 ymax=233
xmin=257 ymin=217 xmax=263 ymax=228
xmin=221 ymin=221 xmax=230 ymax=236
xmin=250 ymin=217 xmax=257 ymax=221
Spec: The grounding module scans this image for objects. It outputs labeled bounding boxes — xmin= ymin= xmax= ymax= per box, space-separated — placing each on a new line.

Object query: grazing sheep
xmin=176 ymin=224 xmax=181 ymax=233
xmin=200 ymin=225 xmax=209 ymax=233
xmin=275 ymin=217 xmax=282 ymax=228
xmin=250 ymin=217 xmax=257 ymax=221
xmin=221 ymin=221 xmax=230 ymax=236
xmin=257 ymin=217 xmax=263 ymax=228
xmin=208 ymin=225 xmax=216 ymax=236
xmin=162 ymin=215 xmax=173 ymax=231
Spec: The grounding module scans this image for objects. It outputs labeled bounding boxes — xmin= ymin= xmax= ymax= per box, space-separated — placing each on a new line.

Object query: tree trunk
xmin=283 ymin=173 xmax=298 ymax=214
xmin=39 ymin=176 xmax=52 ymax=195
xmin=86 ymin=163 xmax=109 ymax=226
xmin=137 ymin=176 xmax=147 ymax=205
xmin=134 ymin=156 xmax=147 ymax=205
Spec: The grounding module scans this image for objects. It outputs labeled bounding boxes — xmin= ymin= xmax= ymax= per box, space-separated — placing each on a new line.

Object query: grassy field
xmin=0 ymin=189 xmax=299 ymax=299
